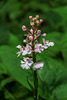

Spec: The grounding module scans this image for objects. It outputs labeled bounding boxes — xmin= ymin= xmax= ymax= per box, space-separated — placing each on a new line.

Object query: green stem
xmin=33 ymin=70 xmax=38 ymax=100
xmin=32 ymin=27 xmax=38 ymax=100
xmin=33 ymin=52 xmax=38 ymax=100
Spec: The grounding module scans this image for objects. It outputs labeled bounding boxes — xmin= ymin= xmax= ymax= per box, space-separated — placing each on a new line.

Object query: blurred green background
xmin=0 ymin=0 xmax=67 ymax=100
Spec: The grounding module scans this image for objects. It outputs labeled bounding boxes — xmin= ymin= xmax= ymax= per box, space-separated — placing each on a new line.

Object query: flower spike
xmin=17 ymin=15 xmax=54 ymax=70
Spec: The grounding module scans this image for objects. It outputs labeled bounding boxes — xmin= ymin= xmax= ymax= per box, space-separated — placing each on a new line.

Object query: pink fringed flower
xmin=33 ymin=62 xmax=44 ymax=70
xmin=16 ymin=45 xmax=23 ymax=57
xmin=21 ymin=57 xmax=33 ymax=69
xmin=34 ymin=43 xmax=44 ymax=53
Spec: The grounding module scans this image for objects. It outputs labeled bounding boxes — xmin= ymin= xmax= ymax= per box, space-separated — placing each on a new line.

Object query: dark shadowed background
xmin=0 ymin=0 xmax=67 ymax=100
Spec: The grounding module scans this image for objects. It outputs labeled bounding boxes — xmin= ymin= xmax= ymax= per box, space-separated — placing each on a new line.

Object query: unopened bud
xmin=42 ymin=33 xmax=46 ymax=37
xmin=36 ymin=20 xmax=40 ymax=24
xmin=29 ymin=16 xmax=32 ymax=19
xmin=36 ymin=15 xmax=39 ymax=18
xmin=23 ymin=40 xmax=26 ymax=43
xmin=40 ymin=19 xmax=43 ymax=23
xmin=30 ymin=29 xmax=33 ymax=34
xmin=22 ymin=25 xmax=26 ymax=31
xmin=33 ymin=18 xmax=36 ymax=21
xmin=29 ymin=36 xmax=33 ymax=40
xmin=30 ymin=22 xmax=34 ymax=26
xmin=37 ymin=30 xmax=41 ymax=34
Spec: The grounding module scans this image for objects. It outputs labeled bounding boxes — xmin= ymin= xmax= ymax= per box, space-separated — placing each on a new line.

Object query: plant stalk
xmin=32 ymin=27 xmax=38 ymax=100
xmin=33 ymin=52 xmax=38 ymax=100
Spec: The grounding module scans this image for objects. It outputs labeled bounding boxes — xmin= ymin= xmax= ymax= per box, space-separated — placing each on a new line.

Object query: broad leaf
xmin=38 ymin=57 xmax=67 ymax=99
xmin=61 ymin=33 xmax=67 ymax=65
xmin=0 ymin=46 xmax=33 ymax=89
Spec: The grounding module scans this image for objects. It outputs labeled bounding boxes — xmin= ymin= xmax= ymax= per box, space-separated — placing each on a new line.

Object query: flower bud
xmin=29 ymin=16 xmax=32 ymax=19
xmin=36 ymin=15 xmax=39 ymax=18
xmin=33 ymin=18 xmax=36 ymax=21
xmin=29 ymin=36 xmax=33 ymax=40
xmin=16 ymin=45 xmax=22 ymax=49
xmin=22 ymin=25 xmax=26 ymax=31
xmin=40 ymin=19 xmax=43 ymax=23
xmin=42 ymin=33 xmax=46 ymax=37
xmin=23 ymin=40 xmax=26 ymax=43
xmin=37 ymin=30 xmax=41 ymax=34
xmin=36 ymin=20 xmax=40 ymax=24
xmin=30 ymin=22 xmax=34 ymax=26
xmin=30 ymin=29 xmax=33 ymax=34
xmin=42 ymin=38 xmax=45 ymax=45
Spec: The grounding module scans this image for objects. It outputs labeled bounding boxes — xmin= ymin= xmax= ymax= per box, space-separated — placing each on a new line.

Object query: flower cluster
xmin=17 ymin=15 xmax=54 ymax=70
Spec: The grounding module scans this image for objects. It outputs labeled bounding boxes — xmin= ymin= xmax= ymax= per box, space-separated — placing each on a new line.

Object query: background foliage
xmin=0 ymin=0 xmax=67 ymax=100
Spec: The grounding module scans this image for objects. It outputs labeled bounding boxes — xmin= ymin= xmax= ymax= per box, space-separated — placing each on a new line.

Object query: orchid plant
xmin=16 ymin=15 xmax=54 ymax=100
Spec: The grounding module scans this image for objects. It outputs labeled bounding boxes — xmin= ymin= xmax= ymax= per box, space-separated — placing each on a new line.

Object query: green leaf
xmin=0 ymin=0 xmax=22 ymax=19
xmin=0 ymin=24 xmax=9 ymax=45
xmin=0 ymin=63 xmax=7 ymax=75
xmin=38 ymin=57 xmax=67 ymax=99
xmin=4 ymin=88 xmax=16 ymax=100
xmin=8 ymin=22 xmax=24 ymax=42
xmin=27 ymin=77 xmax=34 ymax=91
xmin=10 ymin=83 xmax=29 ymax=99
xmin=61 ymin=33 xmax=67 ymax=65
xmin=53 ymin=84 xmax=67 ymax=100
xmin=0 ymin=46 xmax=33 ymax=89
xmin=52 ymin=6 xmax=67 ymax=25
xmin=60 ymin=0 xmax=67 ymax=4
xmin=0 ymin=78 xmax=14 ymax=89
xmin=9 ymin=33 xmax=21 ymax=47
xmin=23 ymin=1 xmax=49 ymax=13
xmin=26 ymin=97 xmax=34 ymax=100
